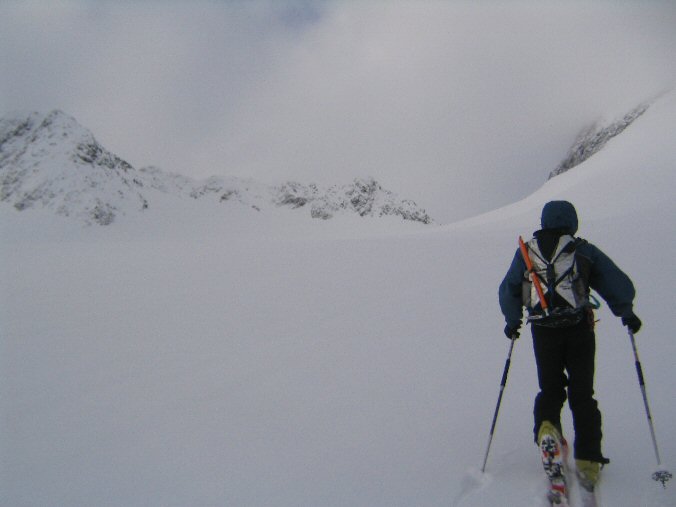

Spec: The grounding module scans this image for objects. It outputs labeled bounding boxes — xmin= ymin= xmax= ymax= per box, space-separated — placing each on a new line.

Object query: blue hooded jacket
xmin=498 ymin=201 xmax=636 ymax=329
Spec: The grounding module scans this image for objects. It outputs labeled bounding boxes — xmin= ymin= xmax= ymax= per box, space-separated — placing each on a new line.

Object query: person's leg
xmin=565 ymin=319 xmax=604 ymax=461
xmin=532 ymin=325 xmax=567 ymax=441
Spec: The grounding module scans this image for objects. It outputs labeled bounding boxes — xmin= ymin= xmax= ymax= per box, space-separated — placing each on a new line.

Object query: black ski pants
xmin=532 ymin=316 xmax=605 ymax=462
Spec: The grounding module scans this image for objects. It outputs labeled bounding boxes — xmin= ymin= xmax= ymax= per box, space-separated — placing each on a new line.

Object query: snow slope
xmin=1 ymin=90 xmax=675 ymax=507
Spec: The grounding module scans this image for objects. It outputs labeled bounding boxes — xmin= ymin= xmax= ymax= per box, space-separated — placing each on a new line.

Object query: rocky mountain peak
xmin=1 ymin=110 xmax=146 ymax=225
xmin=549 ymin=103 xmax=649 ymax=179
xmin=1 ymin=111 xmax=433 ymax=226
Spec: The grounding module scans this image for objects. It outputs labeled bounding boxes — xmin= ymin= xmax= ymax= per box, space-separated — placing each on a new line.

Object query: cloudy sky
xmin=2 ymin=1 xmax=675 ymax=221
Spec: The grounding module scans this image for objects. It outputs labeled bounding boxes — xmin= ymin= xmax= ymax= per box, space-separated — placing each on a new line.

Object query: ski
xmin=539 ymin=426 xmax=570 ymax=506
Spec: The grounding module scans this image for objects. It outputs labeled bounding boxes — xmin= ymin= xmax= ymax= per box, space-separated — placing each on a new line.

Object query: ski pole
xmin=481 ymin=336 xmax=516 ymax=473
xmin=627 ymin=329 xmax=672 ymax=487
xmin=518 ymin=236 xmax=549 ymax=315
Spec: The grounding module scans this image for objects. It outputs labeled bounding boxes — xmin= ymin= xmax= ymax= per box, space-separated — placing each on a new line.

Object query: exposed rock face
xmin=273 ymin=178 xmax=432 ymax=223
xmin=550 ymin=104 xmax=649 ymax=179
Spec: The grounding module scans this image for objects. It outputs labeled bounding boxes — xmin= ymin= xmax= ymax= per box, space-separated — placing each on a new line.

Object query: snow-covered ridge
xmin=549 ymin=103 xmax=649 ymax=179
xmin=0 ymin=110 xmax=148 ymax=225
xmin=0 ymin=110 xmax=433 ymax=225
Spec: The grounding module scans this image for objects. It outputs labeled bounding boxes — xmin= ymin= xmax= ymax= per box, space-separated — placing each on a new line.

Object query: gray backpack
xmin=522 ymin=234 xmax=590 ymax=327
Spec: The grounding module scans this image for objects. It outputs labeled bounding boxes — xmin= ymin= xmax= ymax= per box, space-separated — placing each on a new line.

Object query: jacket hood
xmin=540 ymin=200 xmax=578 ymax=234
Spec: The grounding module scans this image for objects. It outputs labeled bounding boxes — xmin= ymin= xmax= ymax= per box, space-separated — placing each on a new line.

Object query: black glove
xmin=504 ymin=324 xmax=520 ymax=340
xmin=622 ymin=313 xmax=642 ymax=334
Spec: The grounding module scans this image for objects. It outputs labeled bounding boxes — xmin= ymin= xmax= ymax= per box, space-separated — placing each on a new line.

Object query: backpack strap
xmin=550 ymin=235 xmax=576 ymax=263
xmin=550 ymin=235 xmax=577 ymax=286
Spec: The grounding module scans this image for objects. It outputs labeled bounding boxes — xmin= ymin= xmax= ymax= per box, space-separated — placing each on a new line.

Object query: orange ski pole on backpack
xmin=519 ymin=236 xmax=550 ymax=315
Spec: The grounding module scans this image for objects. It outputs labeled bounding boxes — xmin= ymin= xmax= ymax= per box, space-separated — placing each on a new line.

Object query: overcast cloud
xmin=2 ymin=0 xmax=675 ymax=221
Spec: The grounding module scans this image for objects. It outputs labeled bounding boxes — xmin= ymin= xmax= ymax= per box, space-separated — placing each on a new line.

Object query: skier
xmin=498 ymin=200 xmax=642 ymax=498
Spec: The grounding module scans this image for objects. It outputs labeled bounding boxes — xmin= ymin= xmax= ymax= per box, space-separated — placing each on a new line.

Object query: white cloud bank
xmin=2 ymin=1 xmax=675 ymax=221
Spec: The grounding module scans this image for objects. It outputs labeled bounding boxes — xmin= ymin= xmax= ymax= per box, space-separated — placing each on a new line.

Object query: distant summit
xmin=0 ymin=110 xmax=147 ymax=225
xmin=0 ymin=110 xmax=433 ymax=226
xmin=549 ymin=103 xmax=650 ymax=179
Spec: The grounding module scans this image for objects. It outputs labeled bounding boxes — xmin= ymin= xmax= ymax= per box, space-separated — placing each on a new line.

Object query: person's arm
xmin=583 ymin=242 xmax=636 ymax=318
xmin=499 ymin=249 xmax=526 ymax=331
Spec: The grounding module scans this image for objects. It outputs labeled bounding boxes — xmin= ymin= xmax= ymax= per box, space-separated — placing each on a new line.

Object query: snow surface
xmin=2 ymin=90 xmax=675 ymax=506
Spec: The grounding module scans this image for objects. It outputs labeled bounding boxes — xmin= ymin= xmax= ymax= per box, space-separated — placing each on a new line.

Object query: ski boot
xmin=575 ymin=459 xmax=600 ymax=492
